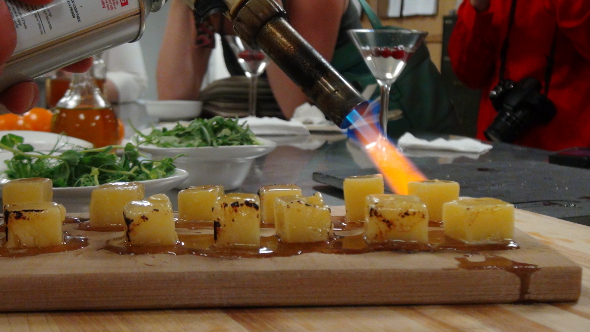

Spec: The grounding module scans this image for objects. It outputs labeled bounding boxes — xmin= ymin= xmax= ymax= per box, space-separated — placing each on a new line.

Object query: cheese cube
xmin=274 ymin=193 xmax=326 ymax=239
xmin=443 ymin=197 xmax=514 ymax=243
xmin=274 ymin=195 xmax=332 ymax=243
xmin=307 ymin=192 xmax=325 ymax=206
xmin=4 ymin=202 xmax=66 ymax=248
xmin=178 ymin=185 xmax=224 ymax=221
xmin=407 ymin=180 xmax=460 ymax=222
xmin=258 ymin=184 xmax=302 ymax=224
xmin=214 ymin=193 xmax=260 ymax=248
xmin=147 ymin=193 xmax=173 ymax=214
xmin=364 ymin=194 xmax=429 ymax=243
xmin=123 ymin=200 xmax=179 ymax=246
xmin=89 ymin=182 xmax=145 ymax=227
xmin=2 ymin=178 xmax=53 ymax=208
xmin=344 ymin=174 xmax=384 ymax=223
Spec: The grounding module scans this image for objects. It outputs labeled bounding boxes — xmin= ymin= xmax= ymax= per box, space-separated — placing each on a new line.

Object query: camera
xmin=485 ymin=77 xmax=557 ymax=143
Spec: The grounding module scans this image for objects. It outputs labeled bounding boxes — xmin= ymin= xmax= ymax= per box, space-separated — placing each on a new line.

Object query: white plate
xmin=139 ymin=100 xmax=202 ymax=121
xmin=237 ymin=116 xmax=310 ymax=136
xmin=0 ymin=130 xmax=93 ymax=151
xmin=49 ymin=169 xmax=189 ymax=213
xmin=0 ymin=151 xmax=189 ymax=213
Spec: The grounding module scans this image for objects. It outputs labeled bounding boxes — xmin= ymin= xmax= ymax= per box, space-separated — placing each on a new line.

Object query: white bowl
xmin=140 ymin=100 xmax=202 ymax=121
xmin=137 ymin=138 xmax=277 ymax=190
xmin=0 ymin=130 xmax=93 ymax=150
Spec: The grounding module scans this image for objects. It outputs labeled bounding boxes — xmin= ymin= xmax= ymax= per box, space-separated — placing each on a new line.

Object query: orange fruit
xmin=117 ymin=118 xmax=125 ymax=144
xmin=23 ymin=107 xmax=54 ymax=132
xmin=0 ymin=113 xmax=32 ymax=130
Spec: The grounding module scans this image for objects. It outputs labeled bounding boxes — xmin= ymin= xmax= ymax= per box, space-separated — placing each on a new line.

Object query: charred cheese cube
xmin=344 ymin=174 xmax=384 ymax=223
xmin=258 ymin=184 xmax=302 ymax=224
xmin=178 ymin=185 xmax=224 ymax=221
xmin=89 ymin=182 xmax=144 ymax=227
xmin=2 ymin=178 xmax=53 ymax=208
xmin=407 ymin=180 xmax=460 ymax=222
xmin=364 ymin=194 xmax=429 ymax=243
xmin=443 ymin=197 xmax=514 ymax=243
xmin=123 ymin=200 xmax=178 ymax=246
xmin=4 ymin=202 xmax=66 ymax=248
xmin=274 ymin=195 xmax=332 ymax=243
xmin=214 ymin=193 xmax=260 ymax=248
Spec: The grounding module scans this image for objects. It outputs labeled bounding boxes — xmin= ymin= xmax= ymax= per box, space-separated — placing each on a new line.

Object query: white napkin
xmin=239 ymin=116 xmax=310 ymax=136
xmin=291 ymin=103 xmax=331 ymax=125
xmin=291 ymin=103 xmax=344 ymax=134
xmin=397 ymin=132 xmax=493 ymax=154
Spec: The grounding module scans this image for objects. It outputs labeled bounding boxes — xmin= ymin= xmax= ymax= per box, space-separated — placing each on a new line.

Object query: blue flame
xmin=344 ymin=100 xmax=382 ymax=142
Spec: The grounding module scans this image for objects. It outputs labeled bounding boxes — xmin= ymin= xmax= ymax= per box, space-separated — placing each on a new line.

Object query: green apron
xmin=330 ymin=0 xmax=458 ymax=138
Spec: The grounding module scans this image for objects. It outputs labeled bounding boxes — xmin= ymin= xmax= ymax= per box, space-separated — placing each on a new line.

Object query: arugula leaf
xmin=0 ymin=135 xmax=179 ymax=187
xmin=136 ymin=116 xmax=261 ymax=148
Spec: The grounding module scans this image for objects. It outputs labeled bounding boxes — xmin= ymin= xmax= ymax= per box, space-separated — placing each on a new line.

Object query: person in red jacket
xmin=449 ymin=0 xmax=590 ymax=151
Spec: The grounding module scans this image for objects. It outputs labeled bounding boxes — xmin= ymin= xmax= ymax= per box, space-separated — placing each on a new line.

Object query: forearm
xmin=157 ymin=0 xmax=211 ymax=100
xmin=266 ymin=63 xmax=309 ymax=119
xmin=266 ymin=0 xmax=344 ymax=118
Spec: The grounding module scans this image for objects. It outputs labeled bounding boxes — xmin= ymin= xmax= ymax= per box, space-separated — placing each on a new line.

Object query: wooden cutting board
xmin=0 ymin=207 xmax=581 ymax=312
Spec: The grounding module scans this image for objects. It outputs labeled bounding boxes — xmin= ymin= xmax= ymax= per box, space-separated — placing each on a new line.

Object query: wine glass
xmin=348 ymin=29 xmax=428 ymax=135
xmin=225 ymin=36 xmax=269 ymax=118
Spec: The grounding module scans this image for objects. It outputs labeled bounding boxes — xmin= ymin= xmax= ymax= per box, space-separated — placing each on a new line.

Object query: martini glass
xmin=348 ymin=29 xmax=428 ymax=135
xmin=225 ymin=36 xmax=269 ymax=117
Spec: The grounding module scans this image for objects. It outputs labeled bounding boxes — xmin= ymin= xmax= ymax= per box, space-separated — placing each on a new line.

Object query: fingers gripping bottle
xmin=0 ymin=0 xmax=168 ymax=92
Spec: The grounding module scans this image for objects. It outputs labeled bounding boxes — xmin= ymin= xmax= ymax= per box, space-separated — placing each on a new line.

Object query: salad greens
xmin=136 ymin=116 xmax=260 ymax=148
xmin=0 ymin=134 xmax=178 ymax=187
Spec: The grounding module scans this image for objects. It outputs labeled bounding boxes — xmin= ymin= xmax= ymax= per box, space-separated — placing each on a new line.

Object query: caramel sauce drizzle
xmin=0 ymin=228 xmax=88 ymax=258
xmin=455 ymin=254 xmax=541 ymax=302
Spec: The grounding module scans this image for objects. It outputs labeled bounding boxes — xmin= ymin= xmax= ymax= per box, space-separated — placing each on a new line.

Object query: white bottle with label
xmin=0 ymin=0 xmax=168 ymax=92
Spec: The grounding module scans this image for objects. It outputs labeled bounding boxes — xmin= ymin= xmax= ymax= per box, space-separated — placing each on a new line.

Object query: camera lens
xmin=484 ymin=111 xmax=527 ymax=143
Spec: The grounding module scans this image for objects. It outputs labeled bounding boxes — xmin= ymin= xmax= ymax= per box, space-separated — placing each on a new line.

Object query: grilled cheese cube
xmin=364 ymin=194 xmax=429 ymax=243
xmin=2 ymin=178 xmax=53 ymax=208
xmin=258 ymin=184 xmax=302 ymax=224
xmin=178 ymin=185 xmax=224 ymax=221
xmin=275 ymin=195 xmax=332 ymax=243
xmin=344 ymin=174 xmax=384 ymax=223
xmin=4 ymin=202 xmax=66 ymax=248
xmin=89 ymin=182 xmax=144 ymax=227
xmin=443 ymin=197 xmax=514 ymax=243
xmin=214 ymin=193 xmax=260 ymax=248
xmin=408 ymin=180 xmax=460 ymax=222
xmin=123 ymin=200 xmax=178 ymax=246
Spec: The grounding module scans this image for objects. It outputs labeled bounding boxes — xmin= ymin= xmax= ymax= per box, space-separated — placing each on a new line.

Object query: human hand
xmin=0 ymin=0 xmax=92 ymax=114
xmin=470 ymin=0 xmax=491 ymax=13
